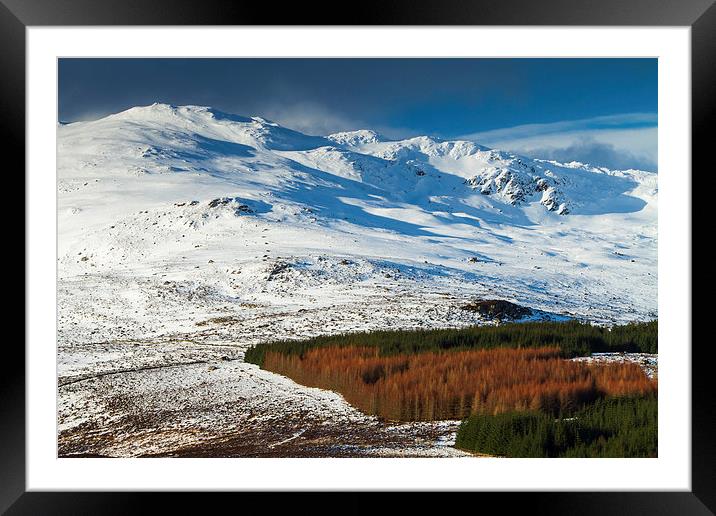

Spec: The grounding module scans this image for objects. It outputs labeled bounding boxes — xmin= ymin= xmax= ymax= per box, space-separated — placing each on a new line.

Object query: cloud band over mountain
xmin=461 ymin=114 xmax=657 ymax=172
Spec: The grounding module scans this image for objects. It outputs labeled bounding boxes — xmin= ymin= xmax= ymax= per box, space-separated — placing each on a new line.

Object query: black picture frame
xmin=4 ymin=0 xmax=712 ymax=513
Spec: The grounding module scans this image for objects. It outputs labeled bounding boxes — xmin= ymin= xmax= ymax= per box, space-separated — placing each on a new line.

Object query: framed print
xmin=5 ymin=0 xmax=713 ymax=512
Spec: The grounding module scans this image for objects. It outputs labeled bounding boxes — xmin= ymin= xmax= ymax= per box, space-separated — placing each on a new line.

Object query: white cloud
xmin=251 ymin=102 xmax=417 ymax=140
xmin=255 ymin=102 xmax=369 ymax=136
xmin=461 ymin=114 xmax=657 ymax=171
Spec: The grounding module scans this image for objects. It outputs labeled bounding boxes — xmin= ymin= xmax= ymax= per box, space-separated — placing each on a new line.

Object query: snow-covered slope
xmin=327 ymin=129 xmax=384 ymax=146
xmin=57 ymin=103 xmax=657 ymax=343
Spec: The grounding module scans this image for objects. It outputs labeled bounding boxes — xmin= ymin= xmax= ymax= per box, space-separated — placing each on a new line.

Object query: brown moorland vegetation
xmin=262 ymin=346 xmax=657 ymax=421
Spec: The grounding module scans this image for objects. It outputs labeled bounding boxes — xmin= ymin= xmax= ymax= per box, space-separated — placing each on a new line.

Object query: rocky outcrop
xmin=461 ymin=299 xmax=533 ymax=320
xmin=465 ymin=161 xmax=569 ymax=214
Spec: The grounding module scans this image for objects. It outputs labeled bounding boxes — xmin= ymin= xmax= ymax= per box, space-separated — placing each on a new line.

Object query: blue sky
xmin=59 ymin=58 xmax=657 ymax=171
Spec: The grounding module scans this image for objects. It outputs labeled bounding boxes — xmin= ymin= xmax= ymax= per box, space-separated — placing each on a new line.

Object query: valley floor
xmin=58 ymin=273 xmax=506 ymax=458
xmin=57 ymin=271 xmax=657 ymax=458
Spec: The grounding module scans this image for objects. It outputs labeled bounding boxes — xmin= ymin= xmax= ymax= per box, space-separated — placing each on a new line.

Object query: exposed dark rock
xmin=461 ymin=299 xmax=532 ymax=320
xmin=208 ymin=198 xmax=230 ymax=208
xmin=267 ymin=261 xmax=291 ymax=280
xmin=208 ymin=197 xmax=253 ymax=214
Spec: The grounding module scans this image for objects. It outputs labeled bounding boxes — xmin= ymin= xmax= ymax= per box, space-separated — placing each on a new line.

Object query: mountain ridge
xmin=59 ymin=103 xmax=655 ymax=216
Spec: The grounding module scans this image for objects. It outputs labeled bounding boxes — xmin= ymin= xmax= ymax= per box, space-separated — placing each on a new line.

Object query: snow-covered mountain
xmin=55 ymin=103 xmax=659 ymax=458
xmin=57 ymin=103 xmax=657 ymax=350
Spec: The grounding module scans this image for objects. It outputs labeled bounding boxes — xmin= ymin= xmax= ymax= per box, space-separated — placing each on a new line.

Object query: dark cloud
xmin=520 ymin=137 xmax=656 ymax=171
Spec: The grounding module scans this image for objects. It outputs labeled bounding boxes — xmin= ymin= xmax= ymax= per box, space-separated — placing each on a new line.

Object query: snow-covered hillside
xmin=57 ymin=104 xmax=657 ymax=457
xmin=58 ymin=103 xmax=656 ymax=325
